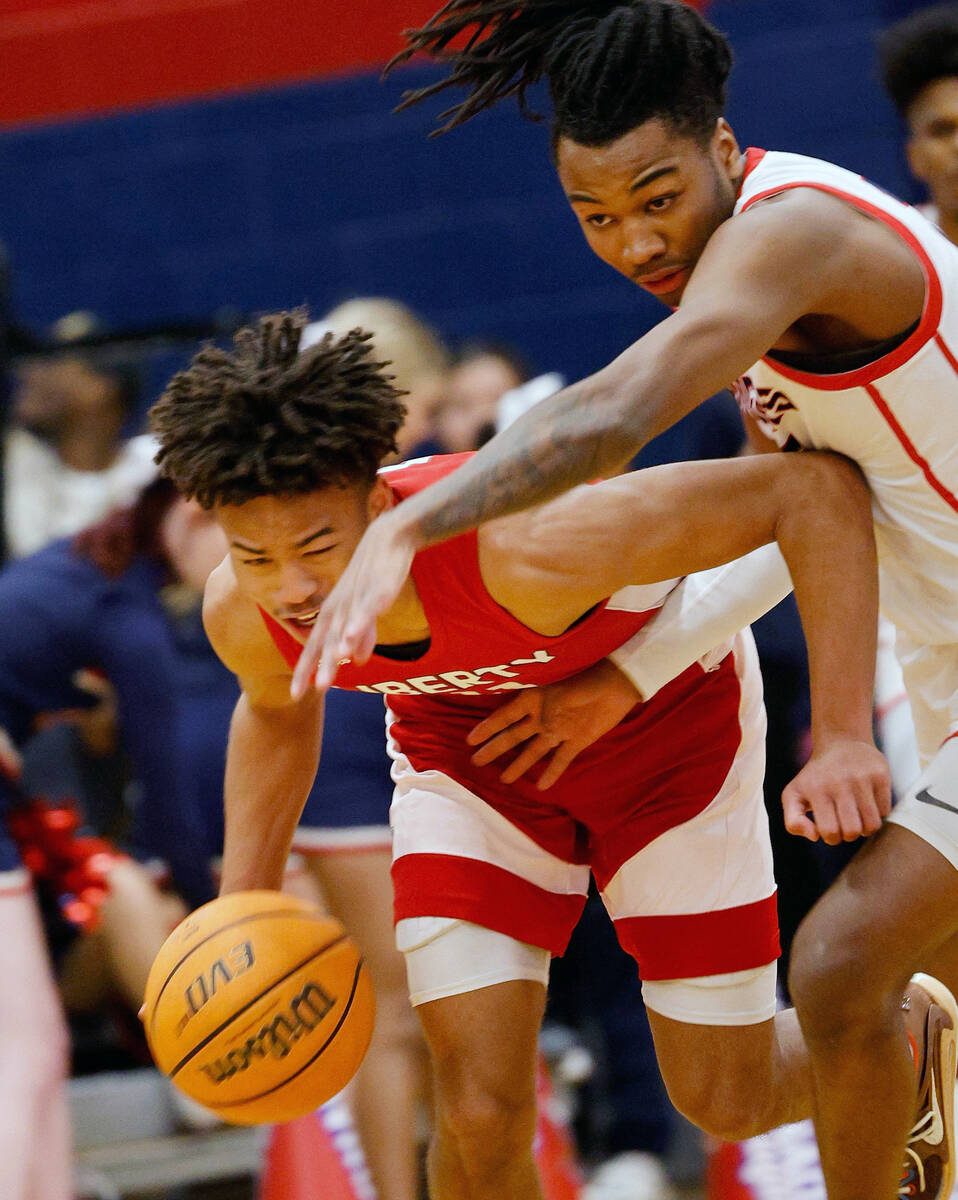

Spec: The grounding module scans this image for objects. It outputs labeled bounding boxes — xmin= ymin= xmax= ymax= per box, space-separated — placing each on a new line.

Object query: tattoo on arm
xmin=416 ymin=384 xmax=642 ymax=542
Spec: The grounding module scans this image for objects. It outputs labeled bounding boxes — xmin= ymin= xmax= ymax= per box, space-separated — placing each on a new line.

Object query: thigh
xmin=310 ymin=849 xmax=403 ymax=991
xmin=390 ymin=754 xmax=590 ymax=957
xmin=646 ymin=1004 xmax=779 ymax=1116
xmin=418 ymin=979 xmax=546 ymax=1101
xmin=797 ymin=817 xmax=958 ymax=991
xmin=598 ymin=638 xmax=778 ymax=984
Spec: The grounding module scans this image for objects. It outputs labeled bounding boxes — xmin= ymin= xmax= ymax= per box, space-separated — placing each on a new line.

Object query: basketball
xmin=141 ymin=891 xmax=375 ymax=1125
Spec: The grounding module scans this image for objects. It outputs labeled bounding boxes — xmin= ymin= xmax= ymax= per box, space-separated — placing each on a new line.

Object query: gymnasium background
xmin=0 ymin=0 xmax=928 ymax=396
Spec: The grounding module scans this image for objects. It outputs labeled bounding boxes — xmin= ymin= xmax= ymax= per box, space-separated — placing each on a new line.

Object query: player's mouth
xmin=281 ymin=610 xmax=322 ymax=634
xmin=635 ymin=265 xmax=689 ymax=296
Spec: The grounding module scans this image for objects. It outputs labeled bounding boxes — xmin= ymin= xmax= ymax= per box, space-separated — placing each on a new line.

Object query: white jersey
xmin=731 ymin=149 xmax=958 ymax=756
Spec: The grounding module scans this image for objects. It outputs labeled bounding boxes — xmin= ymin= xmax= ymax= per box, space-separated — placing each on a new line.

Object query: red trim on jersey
xmin=614 ymin=893 xmax=780 ymax=981
xmin=391 ymin=853 xmax=587 ymax=956
xmin=943 ymin=731 xmax=958 ymax=747
xmin=741 ymin=147 xmax=767 ymax=184
xmin=935 ymin=332 xmax=958 ymax=377
xmin=865 ymin=383 xmax=958 ymax=514
xmin=740 ymin=183 xmax=942 ymax=391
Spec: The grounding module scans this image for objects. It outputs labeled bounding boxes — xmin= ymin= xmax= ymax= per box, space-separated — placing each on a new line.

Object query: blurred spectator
xmin=4 ymin=347 xmax=156 ymax=558
xmin=436 ymin=340 xmax=531 ymax=452
xmin=879 ymin=3 xmax=958 ymax=241
xmin=0 ymin=479 xmax=225 ymax=1002
xmin=310 ymin=297 xmax=450 ymax=462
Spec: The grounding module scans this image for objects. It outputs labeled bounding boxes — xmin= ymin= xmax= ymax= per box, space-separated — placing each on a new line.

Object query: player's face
xmin=215 ymin=479 xmax=391 ymax=640
xmin=557 ymin=117 xmax=742 ymax=305
xmin=907 ymin=77 xmax=958 ymax=213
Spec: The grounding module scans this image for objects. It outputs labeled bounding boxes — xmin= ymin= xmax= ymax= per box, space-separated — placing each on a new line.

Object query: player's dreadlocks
xmin=386 ymin=0 xmax=732 ymax=145
xmin=150 ymin=310 xmax=406 ymax=509
xmin=879 ymin=3 xmax=958 ymax=119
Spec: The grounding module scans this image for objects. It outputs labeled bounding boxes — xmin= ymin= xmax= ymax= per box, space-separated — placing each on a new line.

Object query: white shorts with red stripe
xmin=389 ymin=631 xmax=779 ymax=987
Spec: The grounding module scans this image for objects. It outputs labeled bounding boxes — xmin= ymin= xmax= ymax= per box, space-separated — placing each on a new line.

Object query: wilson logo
xmin=198 ymin=981 xmax=337 ymax=1085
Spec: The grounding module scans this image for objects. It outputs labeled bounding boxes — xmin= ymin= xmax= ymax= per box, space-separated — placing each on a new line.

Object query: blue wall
xmin=0 ymin=1 xmax=923 ymax=408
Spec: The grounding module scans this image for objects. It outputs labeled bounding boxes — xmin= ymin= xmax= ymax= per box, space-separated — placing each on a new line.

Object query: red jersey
xmin=259 ymin=455 xmax=745 ymax=867
xmin=261 ymin=453 xmax=676 ymax=707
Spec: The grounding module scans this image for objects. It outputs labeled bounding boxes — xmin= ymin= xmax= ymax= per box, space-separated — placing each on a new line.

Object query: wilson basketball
xmin=141 ymin=891 xmax=375 ymax=1125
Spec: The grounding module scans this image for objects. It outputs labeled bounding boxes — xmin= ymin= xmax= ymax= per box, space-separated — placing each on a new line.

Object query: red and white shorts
xmin=389 ymin=632 xmax=780 ymax=1024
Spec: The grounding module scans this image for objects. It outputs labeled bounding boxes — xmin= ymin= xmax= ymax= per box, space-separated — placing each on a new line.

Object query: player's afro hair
xmin=386 ymin=0 xmax=732 ymax=146
xmin=149 ymin=310 xmax=406 ymax=509
xmin=879 ymin=3 xmax=958 ymax=118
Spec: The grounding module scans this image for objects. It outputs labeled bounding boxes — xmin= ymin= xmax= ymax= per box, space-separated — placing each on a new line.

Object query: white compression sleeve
xmin=609 ymin=544 xmax=794 ymax=700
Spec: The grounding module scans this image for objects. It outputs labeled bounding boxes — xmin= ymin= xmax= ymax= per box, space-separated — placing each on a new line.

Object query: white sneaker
xmin=583 ymin=1151 xmax=675 ymax=1200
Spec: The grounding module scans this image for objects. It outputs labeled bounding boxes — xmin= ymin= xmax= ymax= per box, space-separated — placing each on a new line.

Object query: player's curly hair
xmin=149 ymin=311 xmax=406 ymax=509
xmin=879 ymin=3 xmax=958 ymax=118
xmin=386 ymin=0 xmax=732 ymax=145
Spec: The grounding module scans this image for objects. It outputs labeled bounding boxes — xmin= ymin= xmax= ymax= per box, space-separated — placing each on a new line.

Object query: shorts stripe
xmin=392 ymin=853 xmax=587 ymax=956
xmin=615 ymin=893 xmax=780 ymax=981
xmin=292 ymin=825 xmax=392 ymax=855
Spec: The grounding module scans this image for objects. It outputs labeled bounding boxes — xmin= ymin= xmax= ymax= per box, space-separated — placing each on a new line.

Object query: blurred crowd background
xmin=0 ymin=1 xmax=946 ymax=1198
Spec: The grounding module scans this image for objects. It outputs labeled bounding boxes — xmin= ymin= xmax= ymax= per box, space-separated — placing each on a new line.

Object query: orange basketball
xmin=141 ymin=891 xmax=375 ymax=1125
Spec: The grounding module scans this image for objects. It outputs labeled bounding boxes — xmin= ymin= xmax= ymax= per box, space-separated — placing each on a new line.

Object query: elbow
xmin=777 ymin=452 xmax=875 ymax=542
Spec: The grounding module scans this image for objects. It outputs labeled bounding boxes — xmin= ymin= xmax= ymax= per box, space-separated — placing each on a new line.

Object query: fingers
xmin=499 ymin=734 xmax=560 ymax=785
xmin=467 ymin=700 xmax=536 ymax=748
xmin=536 ymin=743 xmax=580 ymax=790
xmin=782 ymin=788 xmax=820 ymax=842
xmin=291 ymin=608 xmax=333 ymax=699
xmin=471 ymin=719 xmax=537 ymax=766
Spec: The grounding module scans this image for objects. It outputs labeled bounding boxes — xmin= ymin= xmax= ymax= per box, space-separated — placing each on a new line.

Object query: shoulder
xmin=203 ymin=559 xmax=290 ymax=688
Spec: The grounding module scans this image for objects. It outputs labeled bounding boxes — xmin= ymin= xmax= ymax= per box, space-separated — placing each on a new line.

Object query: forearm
xmin=610 ymin=545 xmax=794 ymax=699
xmin=393 ymin=320 xmax=718 ymax=548
xmin=219 ymin=693 xmax=322 ymax=894
xmin=773 ymin=457 xmax=879 ymax=746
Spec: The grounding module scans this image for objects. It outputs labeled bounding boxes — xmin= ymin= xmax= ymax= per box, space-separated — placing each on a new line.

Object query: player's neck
xmin=374 ymin=573 xmax=430 ymax=646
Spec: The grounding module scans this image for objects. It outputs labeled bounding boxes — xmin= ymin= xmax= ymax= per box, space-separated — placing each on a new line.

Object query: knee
xmin=665 ymin=1067 xmax=771 ymax=1143
xmin=789 ymin=906 xmax=901 ymax=1040
xmin=435 ymin=1070 xmax=537 ymax=1173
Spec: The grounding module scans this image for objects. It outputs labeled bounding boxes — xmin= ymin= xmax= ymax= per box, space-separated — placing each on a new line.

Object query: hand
xmin=291 ymin=510 xmax=418 ymax=697
xmin=466 ymin=659 xmax=641 ymax=788
xmin=781 ymin=737 xmax=892 ymax=844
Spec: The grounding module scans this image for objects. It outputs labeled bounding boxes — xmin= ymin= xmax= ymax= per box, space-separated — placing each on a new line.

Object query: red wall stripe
xmin=0 ymin=0 xmax=443 ymax=127
xmin=0 ymin=0 xmax=710 ymax=128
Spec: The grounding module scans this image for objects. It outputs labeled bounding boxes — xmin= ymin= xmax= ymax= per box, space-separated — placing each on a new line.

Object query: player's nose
xmin=620 ymin=220 xmax=667 ymax=268
xmin=274 ymin=562 xmax=319 ymax=607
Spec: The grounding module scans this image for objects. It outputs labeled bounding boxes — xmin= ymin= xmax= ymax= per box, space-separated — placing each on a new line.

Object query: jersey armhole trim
xmin=739 ymin=182 xmax=941 ymax=391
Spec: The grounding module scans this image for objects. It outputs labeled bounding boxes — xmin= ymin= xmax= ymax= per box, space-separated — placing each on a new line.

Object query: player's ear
xmin=366 ymin=476 xmax=393 ymax=521
xmin=712 ymin=119 xmax=740 ymax=182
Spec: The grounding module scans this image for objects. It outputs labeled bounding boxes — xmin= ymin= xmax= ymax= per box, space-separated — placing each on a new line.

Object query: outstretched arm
xmin=291 ymin=192 xmax=866 ymax=695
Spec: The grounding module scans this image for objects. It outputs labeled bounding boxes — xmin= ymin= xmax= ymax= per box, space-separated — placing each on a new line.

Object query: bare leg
xmin=310 ymin=850 xmax=425 ymax=1200
xmin=84 ymin=858 xmax=186 ymax=1010
xmin=0 ymin=887 xmax=72 ymax=1200
xmin=647 ymin=1005 xmax=812 ymax=1142
xmin=789 ymin=824 xmax=958 ymax=1200
xmin=417 ymin=980 xmax=546 ymax=1200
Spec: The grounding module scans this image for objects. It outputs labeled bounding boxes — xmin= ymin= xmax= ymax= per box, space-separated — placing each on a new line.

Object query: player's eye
xmin=646 ymin=193 xmax=677 ymax=213
xmin=584 ymin=213 xmax=615 ymax=228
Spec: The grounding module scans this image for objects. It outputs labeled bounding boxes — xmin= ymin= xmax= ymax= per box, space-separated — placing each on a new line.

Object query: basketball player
xmin=282 ymin=4 xmax=958 ymax=1196
xmin=881 ymin=3 xmax=958 ymax=243
xmin=149 ymin=311 xmax=901 ymax=1200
